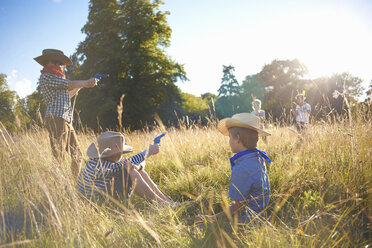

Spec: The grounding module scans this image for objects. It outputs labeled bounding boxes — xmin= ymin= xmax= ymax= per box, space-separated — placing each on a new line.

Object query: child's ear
xmin=236 ymin=134 xmax=241 ymax=143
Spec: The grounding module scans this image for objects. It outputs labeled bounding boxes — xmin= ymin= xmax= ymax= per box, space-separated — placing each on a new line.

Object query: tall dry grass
xmin=0 ymin=115 xmax=371 ymax=247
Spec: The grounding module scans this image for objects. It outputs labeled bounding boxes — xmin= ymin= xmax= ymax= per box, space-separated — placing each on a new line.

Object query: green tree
xmin=214 ymin=95 xmax=242 ymax=118
xmin=0 ymin=74 xmax=17 ymax=131
xmin=240 ymin=74 xmax=265 ymax=111
xmin=201 ymin=92 xmax=217 ymax=103
xmin=218 ymin=65 xmax=240 ymax=97
xmin=73 ymin=0 xmax=187 ymax=130
xmin=332 ymin=72 xmax=364 ymax=99
xmin=72 ymin=0 xmax=123 ymax=130
xmin=307 ymin=73 xmax=365 ymax=118
xmin=16 ymin=89 xmax=45 ymax=127
xmin=259 ymin=59 xmax=309 ymax=122
xmin=119 ymin=0 xmax=187 ymax=129
xmin=241 ymin=74 xmax=264 ymax=99
xmin=181 ymin=92 xmax=208 ymax=115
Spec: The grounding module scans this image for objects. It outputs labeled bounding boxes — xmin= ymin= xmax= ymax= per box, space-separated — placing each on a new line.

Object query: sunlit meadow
xmin=0 ymin=112 xmax=371 ymax=247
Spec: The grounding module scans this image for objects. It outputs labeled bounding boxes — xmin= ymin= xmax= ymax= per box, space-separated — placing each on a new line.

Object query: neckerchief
xmin=230 ymin=149 xmax=271 ymax=170
xmin=41 ymin=65 xmax=65 ymax=78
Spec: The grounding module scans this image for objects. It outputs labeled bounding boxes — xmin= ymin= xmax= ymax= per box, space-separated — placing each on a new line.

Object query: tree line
xmin=0 ymin=0 xmax=371 ymax=132
xmin=213 ymin=61 xmax=370 ymax=124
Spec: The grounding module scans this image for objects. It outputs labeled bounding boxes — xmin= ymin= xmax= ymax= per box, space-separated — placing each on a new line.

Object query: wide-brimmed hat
xmin=87 ymin=131 xmax=134 ymax=159
xmin=34 ymin=49 xmax=72 ymax=67
xmin=217 ymin=113 xmax=271 ymax=136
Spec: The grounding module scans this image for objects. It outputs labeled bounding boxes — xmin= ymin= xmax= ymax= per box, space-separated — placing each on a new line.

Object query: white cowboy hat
xmin=217 ymin=113 xmax=271 ymax=136
xmin=87 ymin=131 xmax=134 ymax=159
xmin=34 ymin=49 xmax=73 ymax=67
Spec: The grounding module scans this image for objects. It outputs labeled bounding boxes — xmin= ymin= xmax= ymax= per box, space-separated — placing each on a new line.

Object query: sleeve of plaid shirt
xmin=42 ymin=73 xmax=69 ymax=90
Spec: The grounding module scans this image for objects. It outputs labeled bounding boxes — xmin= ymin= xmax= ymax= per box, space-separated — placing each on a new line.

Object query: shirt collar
xmin=230 ymin=149 xmax=271 ymax=170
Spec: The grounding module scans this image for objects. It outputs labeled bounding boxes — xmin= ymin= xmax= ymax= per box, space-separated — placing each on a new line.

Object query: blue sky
xmin=1 ymin=0 xmax=371 ymax=99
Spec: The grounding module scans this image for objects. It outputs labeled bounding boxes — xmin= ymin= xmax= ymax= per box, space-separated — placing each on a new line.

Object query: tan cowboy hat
xmin=34 ymin=49 xmax=73 ymax=67
xmin=87 ymin=131 xmax=134 ymax=159
xmin=217 ymin=113 xmax=271 ymax=136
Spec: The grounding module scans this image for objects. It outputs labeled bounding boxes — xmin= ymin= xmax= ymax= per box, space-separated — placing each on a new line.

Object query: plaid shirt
xmin=77 ymin=151 xmax=146 ymax=198
xmin=39 ymin=72 xmax=72 ymax=122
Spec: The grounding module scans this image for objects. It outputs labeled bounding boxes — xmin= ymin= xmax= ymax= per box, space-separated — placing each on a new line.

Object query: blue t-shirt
xmin=228 ymin=151 xmax=270 ymax=222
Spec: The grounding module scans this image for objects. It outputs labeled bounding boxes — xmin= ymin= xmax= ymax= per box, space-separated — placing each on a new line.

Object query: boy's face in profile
xmin=229 ymin=131 xmax=243 ymax=153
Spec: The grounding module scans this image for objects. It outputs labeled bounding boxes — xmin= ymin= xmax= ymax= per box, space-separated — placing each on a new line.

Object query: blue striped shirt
xmin=39 ymin=72 xmax=72 ymax=122
xmin=77 ymin=151 xmax=146 ymax=197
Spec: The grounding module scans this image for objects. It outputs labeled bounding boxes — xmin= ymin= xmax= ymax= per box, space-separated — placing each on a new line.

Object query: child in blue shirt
xmin=196 ymin=113 xmax=271 ymax=223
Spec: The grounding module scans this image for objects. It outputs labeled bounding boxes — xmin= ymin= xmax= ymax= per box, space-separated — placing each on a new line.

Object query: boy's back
xmin=195 ymin=113 xmax=271 ymax=224
xmin=228 ymin=150 xmax=270 ymax=222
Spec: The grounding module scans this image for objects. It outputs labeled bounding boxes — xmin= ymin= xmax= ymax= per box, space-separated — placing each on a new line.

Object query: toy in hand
xmin=154 ymin=132 xmax=166 ymax=144
xmin=94 ymin=74 xmax=110 ymax=80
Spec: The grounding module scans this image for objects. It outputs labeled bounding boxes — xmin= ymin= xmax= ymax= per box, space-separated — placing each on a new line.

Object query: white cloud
xmin=7 ymin=70 xmax=35 ymax=98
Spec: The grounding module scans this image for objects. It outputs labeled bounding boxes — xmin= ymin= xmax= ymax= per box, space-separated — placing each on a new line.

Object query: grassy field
xmin=0 ymin=118 xmax=371 ymax=247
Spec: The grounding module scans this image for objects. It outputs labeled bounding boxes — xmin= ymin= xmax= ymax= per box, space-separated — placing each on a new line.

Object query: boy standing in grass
xmin=196 ymin=113 xmax=271 ymax=224
xmin=34 ymin=49 xmax=98 ymax=177
xmin=78 ymin=131 xmax=175 ymax=206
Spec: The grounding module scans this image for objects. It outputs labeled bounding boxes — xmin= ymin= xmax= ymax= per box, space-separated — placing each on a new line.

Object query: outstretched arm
xmin=68 ymin=78 xmax=98 ymax=90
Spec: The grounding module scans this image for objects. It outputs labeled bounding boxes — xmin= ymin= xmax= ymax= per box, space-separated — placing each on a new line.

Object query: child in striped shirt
xmin=78 ymin=131 xmax=173 ymax=205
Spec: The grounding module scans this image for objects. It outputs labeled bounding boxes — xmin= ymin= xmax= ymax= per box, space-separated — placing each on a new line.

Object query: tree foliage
xmin=71 ymin=0 xmax=187 ymax=130
xmin=305 ymin=73 xmax=365 ymax=118
xmin=181 ymin=92 xmax=208 ymax=114
xmin=215 ymin=67 xmax=266 ymax=118
xmin=217 ymin=65 xmax=240 ymax=97
xmin=0 ymin=74 xmax=17 ymax=131
xmin=212 ymin=59 xmax=366 ymax=122
xmin=15 ymin=88 xmax=45 ymax=128
xmin=259 ymin=59 xmax=309 ymax=121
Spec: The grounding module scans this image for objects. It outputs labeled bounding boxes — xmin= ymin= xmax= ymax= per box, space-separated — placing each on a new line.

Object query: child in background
xmin=292 ymin=94 xmax=311 ymax=133
xmin=78 ymin=131 xmax=174 ymax=206
xmin=251 ymin=98 xmax=265 ymax=130
xmin=195 ymin=113 xmax=271 ymax=224
xmin=251 ymin=98 xmax=267 ymax=142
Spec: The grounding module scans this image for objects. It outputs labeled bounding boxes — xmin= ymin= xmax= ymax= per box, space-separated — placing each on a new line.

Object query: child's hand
xmin=85 ymin=78 xmax=98 ymax=88
xmin=147 ymin=144 xmax=160 ymax=157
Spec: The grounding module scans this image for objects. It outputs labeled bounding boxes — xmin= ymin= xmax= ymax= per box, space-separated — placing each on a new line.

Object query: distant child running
xmin=34 ymin=49 xmax=98 ymax=177
xmin=195 ymin=113 xmax=271 ymax=224
xmin=292 ymin=94 xmax=311 ymax=133
xmin=78 ymin=131 xmax=175 ymax=206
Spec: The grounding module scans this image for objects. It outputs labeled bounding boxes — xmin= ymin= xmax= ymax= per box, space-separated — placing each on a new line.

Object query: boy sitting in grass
xmin=195 ymin=113 xmax=271 ymax=224
xmin=78 ymin=131 xmax=175 ymax=206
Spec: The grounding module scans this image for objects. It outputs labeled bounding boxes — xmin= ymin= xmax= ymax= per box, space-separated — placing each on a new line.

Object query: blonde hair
xmin=229 ymin=127 xmax=258 ymax=149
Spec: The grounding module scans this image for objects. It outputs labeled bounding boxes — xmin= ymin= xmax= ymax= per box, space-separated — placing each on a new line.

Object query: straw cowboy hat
xmin=217 ymin=113 xmax=271 ymax=136
xmin=87 ymin=131 xmax=134 ymax=159
xmin=34 ymin=49 xmax=73 ymax=67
